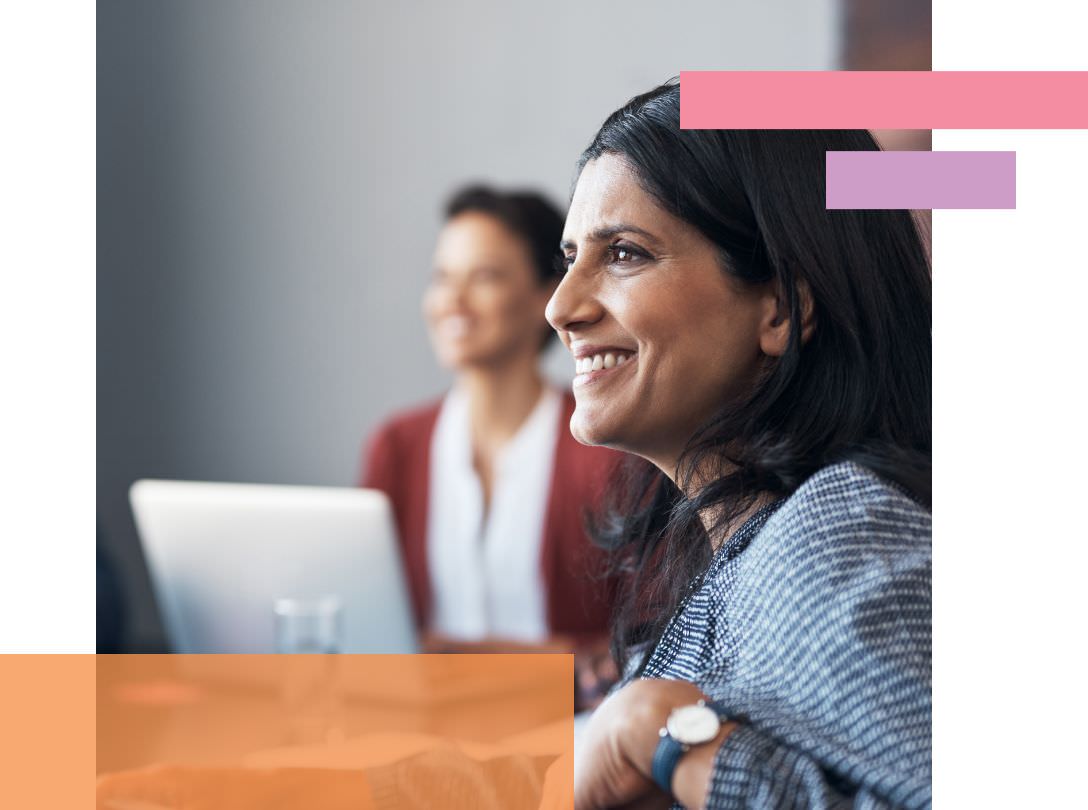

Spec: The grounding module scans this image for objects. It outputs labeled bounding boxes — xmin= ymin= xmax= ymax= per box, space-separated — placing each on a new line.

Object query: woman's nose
xmin=437 ymin=276 xmax=470 ymax=308
xmin=545 ymin=267 xmax=603 ymax=333
xmin=450 ymin=281 xmax=470 ymax=307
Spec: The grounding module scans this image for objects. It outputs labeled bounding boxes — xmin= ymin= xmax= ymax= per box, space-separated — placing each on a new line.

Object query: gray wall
xmin=98 ymin=0 xmax=839 ymax=648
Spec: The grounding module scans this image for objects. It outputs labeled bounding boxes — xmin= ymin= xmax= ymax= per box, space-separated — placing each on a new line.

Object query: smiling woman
xmin=361 ymin=185 xmax=623 ymax=709
xmin=550 ymin=83 xmax=932 ymax=809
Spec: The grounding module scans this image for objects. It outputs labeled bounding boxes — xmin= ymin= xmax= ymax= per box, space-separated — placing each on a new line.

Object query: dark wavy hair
xmin=577 ymin=83 xmax=932 ymax=670
xmin=444 ymin=185 xmax=566 ymax=349
xmin=445 ymin=184 xmax=566 ymax=286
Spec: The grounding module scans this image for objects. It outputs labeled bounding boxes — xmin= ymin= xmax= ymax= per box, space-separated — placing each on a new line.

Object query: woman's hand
xmin=575 ymin=678 xmax=736 ymax=810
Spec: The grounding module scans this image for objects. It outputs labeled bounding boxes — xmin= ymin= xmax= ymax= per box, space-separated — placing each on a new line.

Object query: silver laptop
xmin=130 ymin=480 xmax=418 ymax=654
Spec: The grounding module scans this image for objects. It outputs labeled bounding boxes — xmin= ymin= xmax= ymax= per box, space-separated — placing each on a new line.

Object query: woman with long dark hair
xmin=547 ymin=83 xmax=931 ymax=808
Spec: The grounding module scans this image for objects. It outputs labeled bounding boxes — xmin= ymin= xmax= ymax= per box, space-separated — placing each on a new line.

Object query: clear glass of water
xmin=274 ymin=595 xmax=345 ymax=744
xmin=274 ymin=595 xmax=343 ymax=654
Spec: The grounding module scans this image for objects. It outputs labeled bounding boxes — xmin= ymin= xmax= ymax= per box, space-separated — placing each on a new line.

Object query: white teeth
xmin=574 ymin=351 xmax=634 ymax=375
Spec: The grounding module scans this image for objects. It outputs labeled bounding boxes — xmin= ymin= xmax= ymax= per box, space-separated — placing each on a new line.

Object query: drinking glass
xmin=274 ymin=595 xmax=343 ymax=654
xmin=273 ymin=595 xmax=345 ymax=744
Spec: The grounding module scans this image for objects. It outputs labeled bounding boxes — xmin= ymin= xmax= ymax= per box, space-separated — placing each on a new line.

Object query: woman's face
xmin=546 ymin=154 xmax=778 ymax=475
xmin=424 ymin=212 xmax=553 ymax=370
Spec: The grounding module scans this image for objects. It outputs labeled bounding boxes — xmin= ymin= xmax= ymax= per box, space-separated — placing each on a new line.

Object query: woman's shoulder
xmin=369 ymin=398 xmax=444 ymax=445
xmin=730 ymin=461 xmax=931 ymax=596
xmin=768 ymin=460 xmax=931 ymax=548
xmin=361 ymin=399 xmax=445 ymax=487
xmin=708 ymin=461 xmax=932 ymax=671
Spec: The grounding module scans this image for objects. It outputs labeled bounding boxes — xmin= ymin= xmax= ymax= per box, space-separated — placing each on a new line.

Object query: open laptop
xmin=130 ymin=480 xmax=419 ymax=655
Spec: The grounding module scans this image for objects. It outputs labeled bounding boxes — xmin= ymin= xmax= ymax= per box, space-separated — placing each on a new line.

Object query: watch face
xmin=666 ymin=704 xmax=721 ymax=745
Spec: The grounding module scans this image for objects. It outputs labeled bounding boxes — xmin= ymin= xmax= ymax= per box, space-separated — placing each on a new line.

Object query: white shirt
xmin=426 ymin=385 xmax=561 ymax=641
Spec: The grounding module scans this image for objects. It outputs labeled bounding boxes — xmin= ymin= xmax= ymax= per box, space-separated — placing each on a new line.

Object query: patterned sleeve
xmin=703 ymin=465 xmax=932 ymax=809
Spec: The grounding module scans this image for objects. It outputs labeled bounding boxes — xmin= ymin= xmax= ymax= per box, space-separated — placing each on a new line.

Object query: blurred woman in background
xmin=362 ymin=186 xmax=620 ymax=704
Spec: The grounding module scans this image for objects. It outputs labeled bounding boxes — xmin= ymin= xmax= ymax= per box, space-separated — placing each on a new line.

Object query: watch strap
xmin=650 ymin=700 xmax=728 ymax=795
xmin=651 ymin=730 xmax=685 ymax=793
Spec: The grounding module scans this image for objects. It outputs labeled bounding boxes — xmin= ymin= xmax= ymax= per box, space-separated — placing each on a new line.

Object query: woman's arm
xmin=573 ymin=678 xmax=730 ymax=810
xmin=578 ymin=479 xmax=933 ymax=808
xmin=577 ymin=676 xmax=929 ymax=810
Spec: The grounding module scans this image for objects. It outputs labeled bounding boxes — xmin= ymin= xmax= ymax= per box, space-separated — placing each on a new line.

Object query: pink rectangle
xmin=680 ymin=71 xmax=1088 ymax=130
xmin=826 ymin=151 xmax=1015 ymax=209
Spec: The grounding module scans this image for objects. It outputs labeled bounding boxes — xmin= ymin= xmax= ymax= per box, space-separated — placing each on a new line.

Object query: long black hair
xmin=578 ymin=82 xmax=932 ymax=670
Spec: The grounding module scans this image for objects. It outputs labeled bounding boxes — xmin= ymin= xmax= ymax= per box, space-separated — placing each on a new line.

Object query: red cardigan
xmin=361 ymin=392 xmax=622 ymax=642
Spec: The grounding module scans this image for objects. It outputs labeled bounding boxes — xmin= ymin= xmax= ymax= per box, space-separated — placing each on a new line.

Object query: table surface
xmin=97 ymin=661 xmax=573 ymax=774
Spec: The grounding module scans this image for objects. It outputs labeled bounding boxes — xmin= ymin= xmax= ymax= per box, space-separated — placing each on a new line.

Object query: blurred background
xmin=98 ymin=0 xmax=930 ymax=651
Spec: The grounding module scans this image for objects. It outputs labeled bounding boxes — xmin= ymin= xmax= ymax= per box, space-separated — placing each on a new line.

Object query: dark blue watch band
xmin=650 ymin=700 xmax=728 ymax=795
xmin=651 ymin=729 xmax=686 ymax=793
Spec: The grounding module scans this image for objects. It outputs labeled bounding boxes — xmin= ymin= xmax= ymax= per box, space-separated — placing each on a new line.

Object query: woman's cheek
xmin=421 ymin=286 xmax=445 ymax=323
xmin=486 ymin=288 xmax=527 ymax=330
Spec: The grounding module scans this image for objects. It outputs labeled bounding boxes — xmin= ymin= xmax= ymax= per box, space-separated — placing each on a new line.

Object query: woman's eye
xmin=608 ymin=243 xmax=644 ymax=265
xmin=560 ymin=254 xmax=576 ymax=271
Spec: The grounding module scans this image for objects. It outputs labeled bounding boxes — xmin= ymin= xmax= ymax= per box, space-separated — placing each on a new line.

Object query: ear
xmin=758 ymin=279 xmax=816 ymax=357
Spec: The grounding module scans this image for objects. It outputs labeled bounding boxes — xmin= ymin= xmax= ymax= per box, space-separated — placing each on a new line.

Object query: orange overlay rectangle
xmin=5 ymin=655 xmax=574 ymax=809
xmin=1 ymin=655 xmax=95 ymax=809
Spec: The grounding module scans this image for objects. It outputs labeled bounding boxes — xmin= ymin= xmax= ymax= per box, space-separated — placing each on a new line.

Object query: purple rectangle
xmin=826 ymin=151 xmax=1016 ymax=209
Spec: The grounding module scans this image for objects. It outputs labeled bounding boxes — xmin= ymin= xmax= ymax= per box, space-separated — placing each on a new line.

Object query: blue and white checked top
xmin=635 ymin=461 xmax=931 ymax=809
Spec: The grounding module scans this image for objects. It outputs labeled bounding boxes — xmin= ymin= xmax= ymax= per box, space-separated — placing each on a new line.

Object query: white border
xmin=0 ymin=3 xmax=96 ymax=651
xmin=934 ymin=0 xmax=1088 ymax=804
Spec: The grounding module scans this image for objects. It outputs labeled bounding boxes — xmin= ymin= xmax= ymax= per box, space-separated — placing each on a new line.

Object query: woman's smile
xmin=572 ymin=344 xmax=638 ymax=387
xmin=434 ymin=313 xmax=475 ymax=340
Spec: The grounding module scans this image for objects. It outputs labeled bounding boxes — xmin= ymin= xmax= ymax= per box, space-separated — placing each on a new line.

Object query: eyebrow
xmin=560 ymin=223 xmax=663 ymax=252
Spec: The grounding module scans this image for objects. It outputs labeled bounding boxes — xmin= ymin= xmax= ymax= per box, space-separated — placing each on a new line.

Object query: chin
xmin=436 ymin=352 xmax=468 ymax=371
xmin=438 ymin=346 xmax=488 ymax=370
xmin=569 ymin=406 xmax=622 ymax=449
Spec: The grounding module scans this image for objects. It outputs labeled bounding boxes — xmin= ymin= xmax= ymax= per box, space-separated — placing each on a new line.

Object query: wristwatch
xmin=650 ymin=699 xmax=729 ymax=794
